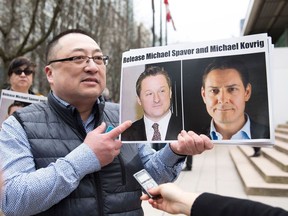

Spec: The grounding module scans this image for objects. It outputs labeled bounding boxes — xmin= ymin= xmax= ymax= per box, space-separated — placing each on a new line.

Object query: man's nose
xmin=217 ymin=90 xmax=229 ymax=104
xmin=85 ymin=60 xmax=100 ymax=72
xmin=153 ymin=93 xmax=160 ymax=102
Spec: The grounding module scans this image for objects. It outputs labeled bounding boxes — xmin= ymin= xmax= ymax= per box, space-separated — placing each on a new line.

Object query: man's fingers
xmin=107 ymin=120 xmax=132 ymax=139
xmin=200 ymin=134 xmax=214 ymax=149
xmin=171 ymin=130 xmax=214 ymax=155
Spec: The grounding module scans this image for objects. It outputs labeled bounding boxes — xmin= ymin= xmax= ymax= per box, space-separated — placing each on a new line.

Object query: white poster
xmin=0 ymin=90 xmax=47 ymax=127
xmin=119 ymin=33 xmax=274 ymax=146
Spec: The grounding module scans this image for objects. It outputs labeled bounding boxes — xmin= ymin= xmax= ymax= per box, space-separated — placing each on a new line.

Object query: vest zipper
xmin=118 ymin=154 xmax=126 ymax=185
xmin=95 ymin=172 xmax=104 ymax=215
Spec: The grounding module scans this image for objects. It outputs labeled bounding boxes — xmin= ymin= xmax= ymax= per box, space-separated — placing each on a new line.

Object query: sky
xmin=133 ymin=0 xmax=251 ymax=45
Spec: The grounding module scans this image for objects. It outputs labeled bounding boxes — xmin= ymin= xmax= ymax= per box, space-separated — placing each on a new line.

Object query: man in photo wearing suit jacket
xmin=122 ymin=66 xmax=182 ymax=148
xmin=201 ymin=58 xmax=270 ymax=156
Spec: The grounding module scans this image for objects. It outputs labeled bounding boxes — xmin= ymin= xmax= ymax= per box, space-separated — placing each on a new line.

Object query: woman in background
xmin=6 ymin=56 xmax=36 ymax=94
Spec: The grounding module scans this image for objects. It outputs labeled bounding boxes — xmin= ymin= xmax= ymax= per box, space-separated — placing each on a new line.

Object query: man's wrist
xmin=158 ymin=144 xmax=186 ymax=166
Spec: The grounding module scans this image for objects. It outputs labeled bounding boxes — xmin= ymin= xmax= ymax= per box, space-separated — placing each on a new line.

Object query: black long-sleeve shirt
xmin=191 ymin=193 xmax=288 ymax=216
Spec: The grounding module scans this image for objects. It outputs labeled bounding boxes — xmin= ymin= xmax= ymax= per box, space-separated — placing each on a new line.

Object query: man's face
xmin=137 ymin=74 xmax=172 ymax=122
xmin=45 ymin=33 xmax=106 ymax=106
xmin=201 ymin=69 xmax=251 ymax=126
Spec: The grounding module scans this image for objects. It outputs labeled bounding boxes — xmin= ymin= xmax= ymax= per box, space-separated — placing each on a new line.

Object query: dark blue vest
xmin=14 ymin=92 xmax=144 ymax=216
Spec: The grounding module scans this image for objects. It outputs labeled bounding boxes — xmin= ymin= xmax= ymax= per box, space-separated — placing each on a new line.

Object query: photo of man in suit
xmin=201 ymin=57 xmax=270 ymax=156
xmin=121 ymin=66 xmax=182 ymax=145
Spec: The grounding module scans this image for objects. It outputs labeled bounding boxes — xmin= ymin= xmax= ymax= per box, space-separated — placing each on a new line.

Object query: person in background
xmin=121 ymin=66 xmax=182 ymax=150
xmin=182 ymin=155 xmax=193 ymax=171
xmin=141 ymin=182 xmax=288 ymax=216
xmin=201 ymin=58 xmax=269 ymax=157
xmin=1 ymin=57 xmax=36 ymax=130
xmin=0 ymin=29 xmax=213 ymax=216
xmin=6 ymin=56 xmax=36 ymax=94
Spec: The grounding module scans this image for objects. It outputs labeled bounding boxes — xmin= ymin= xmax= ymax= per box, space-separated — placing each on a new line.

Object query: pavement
xmin=142 ymin=145 xmax=288 ymax=216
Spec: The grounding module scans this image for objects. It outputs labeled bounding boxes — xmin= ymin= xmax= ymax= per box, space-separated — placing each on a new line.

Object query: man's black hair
xmin=45 ymin=29 xmax=92 ymax=64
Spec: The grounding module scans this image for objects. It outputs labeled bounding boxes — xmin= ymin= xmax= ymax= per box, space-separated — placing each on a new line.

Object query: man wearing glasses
xmin=0 ymin=29 xmax=213 ymax=216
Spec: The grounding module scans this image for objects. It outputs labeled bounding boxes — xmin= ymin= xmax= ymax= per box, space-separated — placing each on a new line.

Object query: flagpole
xmin=164 ymin=0 xmax=176 ymax=45
xmin=160 ymin=0 xmax=163 ymax=46
xmin=152 ymin=0 xmax=155 ymax=46
xmin=165 ymin=16 xmax=168 ymax=45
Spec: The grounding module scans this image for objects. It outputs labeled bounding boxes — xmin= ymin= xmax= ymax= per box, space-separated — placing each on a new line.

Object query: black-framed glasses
xmin=48 ymin=55 xmax=109 ymax=66
xmin=13 ymin=69 xmax=34 ymax=76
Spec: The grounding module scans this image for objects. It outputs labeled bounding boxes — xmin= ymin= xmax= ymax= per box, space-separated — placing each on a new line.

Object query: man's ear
xmin=201 ymin=86 xmax=207 ymax=104
xmin=137 ymin=96 xmax=142 ymax=106
xmin=245 ymin=83 xmax=252 ymax=101
xmin=44 ymin=65 xmax=53 ymax=85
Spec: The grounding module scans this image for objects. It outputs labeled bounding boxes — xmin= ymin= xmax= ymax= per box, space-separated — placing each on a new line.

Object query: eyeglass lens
xmin=14 ymin=69 xmax=33 ymax=75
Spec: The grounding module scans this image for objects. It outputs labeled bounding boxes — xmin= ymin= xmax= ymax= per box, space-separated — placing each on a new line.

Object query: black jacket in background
xmin=192 ymin=193 xmax=288 ymax=216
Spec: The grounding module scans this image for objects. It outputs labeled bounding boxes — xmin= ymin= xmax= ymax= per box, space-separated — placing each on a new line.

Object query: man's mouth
xmin=214 ymin=107 xmax=232 ymax=112
xmin=153 ymin=104 xmax=162 ymax=108
xmin=81 ymin=78 xmax=99 ymax=84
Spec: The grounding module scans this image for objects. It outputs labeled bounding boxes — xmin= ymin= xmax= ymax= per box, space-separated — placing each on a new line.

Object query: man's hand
xmin=84 ymin=120 xmax=132 ymax=167
xmin=170 ymin=130 xmax=213 ymax=155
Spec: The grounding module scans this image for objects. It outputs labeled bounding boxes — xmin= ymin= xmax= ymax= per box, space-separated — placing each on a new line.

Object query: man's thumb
xmin=94 ymin=122 xmax=106 ymax=134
